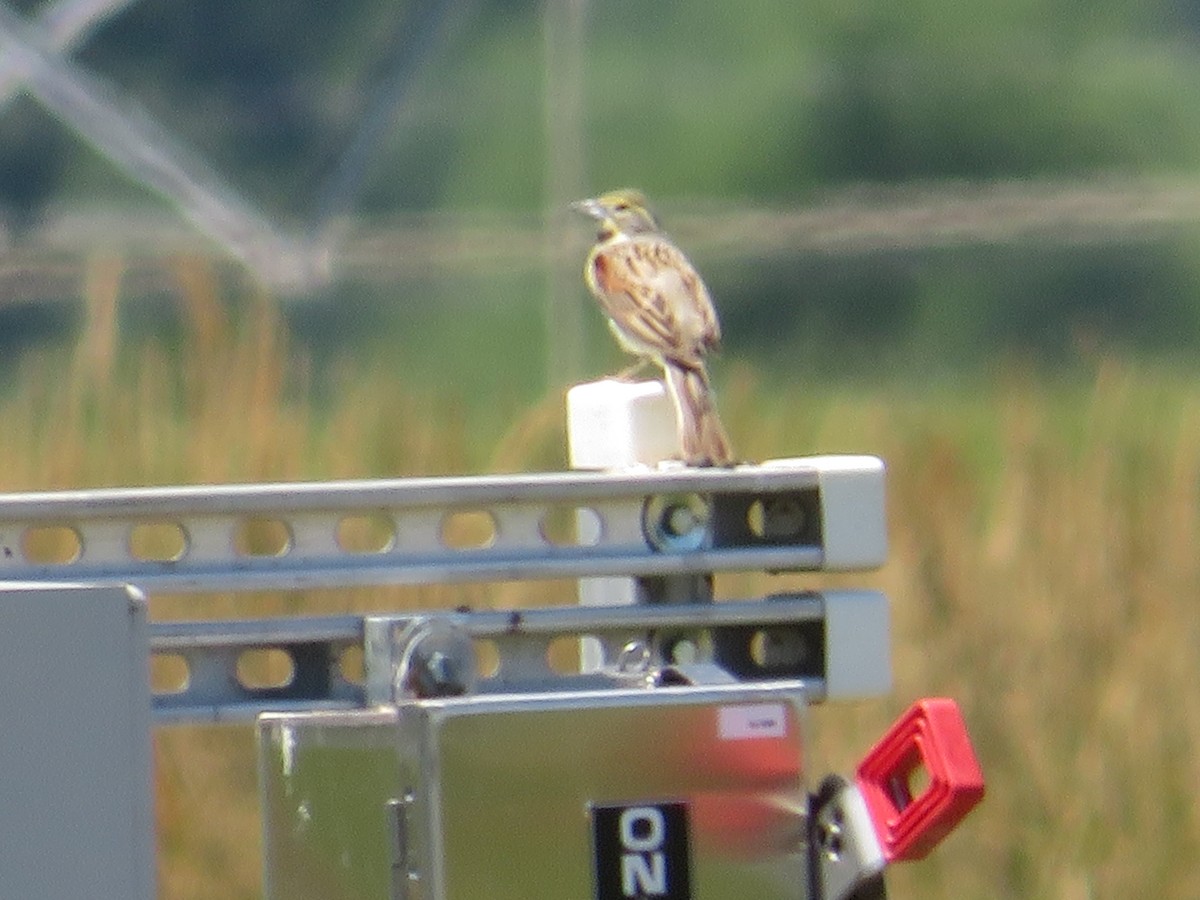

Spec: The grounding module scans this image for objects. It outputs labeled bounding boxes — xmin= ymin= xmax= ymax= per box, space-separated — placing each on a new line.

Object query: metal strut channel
xmin=0 ymin=459 xmax=888 ymax=721
xmin=0 ymin=459 xmax=885 ymax=591
xmin=149 ymin=592 xmax=880 ymax=722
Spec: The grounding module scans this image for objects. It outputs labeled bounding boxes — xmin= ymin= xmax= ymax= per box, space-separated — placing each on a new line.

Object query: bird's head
xmin=572 ymin=188 xmax=660 ymax=239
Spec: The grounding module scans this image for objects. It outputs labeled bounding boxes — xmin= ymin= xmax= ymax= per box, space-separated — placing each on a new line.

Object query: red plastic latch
xmin=855 ymin=697 xmax=985 ymax=862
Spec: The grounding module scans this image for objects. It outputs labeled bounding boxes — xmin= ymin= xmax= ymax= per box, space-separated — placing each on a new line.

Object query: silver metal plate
xmin=259 ymin=683 xmax=812 ymax=900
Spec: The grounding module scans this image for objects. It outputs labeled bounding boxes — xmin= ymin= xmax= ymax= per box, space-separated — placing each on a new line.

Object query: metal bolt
xmin=614 ymin=640 xmax=651 ymax=675
xmin=642 ymin=493 xmax=711 ymax=552
xmin=666 ymin=504 xmax=698 ymax=536
xmin=424 ymin=650 xmax=458 ymax=690
xmin=395 ymin=619 xmax=476 ymax=699
xmin=817 ymin=805 xmax=846 ymax=861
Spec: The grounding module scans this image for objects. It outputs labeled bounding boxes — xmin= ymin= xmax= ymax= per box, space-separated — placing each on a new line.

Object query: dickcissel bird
xmin=573 ymin=188 xmax=734 ymax=467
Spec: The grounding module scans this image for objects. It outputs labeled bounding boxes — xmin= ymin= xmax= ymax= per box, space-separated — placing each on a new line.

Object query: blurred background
xmin=1 ymin=0 xmax=1199 ymax=896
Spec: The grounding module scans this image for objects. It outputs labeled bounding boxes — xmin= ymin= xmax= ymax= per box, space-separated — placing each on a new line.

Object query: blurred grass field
xmin=3 ymin=266 xmax=1199 ymax=900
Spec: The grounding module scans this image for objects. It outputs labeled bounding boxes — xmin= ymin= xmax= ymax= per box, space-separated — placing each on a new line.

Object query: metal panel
xmin=425 ymin=685 xmax=810 ymax=900
xmin=259 ymin=710 xmax=402 ymax=900
xmin=0 ymin=582 xmax=154 ymax=900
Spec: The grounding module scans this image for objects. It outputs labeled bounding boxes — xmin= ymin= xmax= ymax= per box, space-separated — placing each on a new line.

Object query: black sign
xmin=591 ymin=801 xmax=691 ymax=900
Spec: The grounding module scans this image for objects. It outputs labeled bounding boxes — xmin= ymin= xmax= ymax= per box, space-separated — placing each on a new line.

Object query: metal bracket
xmin=810 ymin=776 xmax=888 ymax=900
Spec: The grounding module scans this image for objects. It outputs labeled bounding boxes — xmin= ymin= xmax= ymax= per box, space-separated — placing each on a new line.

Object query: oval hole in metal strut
xmin=21 ymin=525 xmax=82 ymax=564
xmin=130 ymin=520 xmax=188 ymax=562
xmin=439 ymin=510 xmax=497 ymax=550
xmin=236 ymin=648 xmax=295 ymax=689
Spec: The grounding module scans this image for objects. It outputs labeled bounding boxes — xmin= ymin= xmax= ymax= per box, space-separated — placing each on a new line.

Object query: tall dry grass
xmin=785 ymin=362 xmax=1200 ymax=900
xmin=2 ymin=268 xmax=1198 ymax=898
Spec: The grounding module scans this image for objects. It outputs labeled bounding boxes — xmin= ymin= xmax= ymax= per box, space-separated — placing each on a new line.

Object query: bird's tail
xmin=663 ymin=362 xmax=735 ymax=467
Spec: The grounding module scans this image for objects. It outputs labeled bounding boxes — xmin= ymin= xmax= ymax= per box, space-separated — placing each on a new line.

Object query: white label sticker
xmin=717 ymin=703 xmax=788 ymax=740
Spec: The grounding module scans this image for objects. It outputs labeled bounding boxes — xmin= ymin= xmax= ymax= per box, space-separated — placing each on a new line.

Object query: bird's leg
xmin=610 ymin=358 xmax=653 ymax=382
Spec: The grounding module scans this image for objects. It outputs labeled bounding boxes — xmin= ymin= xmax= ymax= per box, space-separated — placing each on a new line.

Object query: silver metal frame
xmin=0 ymin=457 xmax=898 ymax=899
xmin=0 ymin=465 xmax=855 ymax=590
xmin=0 ymin=461 xmax=890 ymax=723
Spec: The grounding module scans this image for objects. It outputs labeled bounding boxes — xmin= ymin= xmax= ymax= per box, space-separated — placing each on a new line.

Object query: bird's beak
xmin=571 ymin=198 xmax=607 ymax=220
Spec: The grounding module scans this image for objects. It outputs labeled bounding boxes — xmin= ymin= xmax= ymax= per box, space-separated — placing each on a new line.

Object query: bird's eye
xmin=614 ymin=201 xmax=628 ymax=211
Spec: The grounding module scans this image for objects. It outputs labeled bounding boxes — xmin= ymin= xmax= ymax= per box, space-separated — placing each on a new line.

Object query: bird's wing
xmin=587 ymin=235 xmax=721 ymax=366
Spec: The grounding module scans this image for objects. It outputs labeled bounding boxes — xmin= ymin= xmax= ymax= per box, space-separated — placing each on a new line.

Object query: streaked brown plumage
xmin=573 ymin=188 xmax=734 ymax=466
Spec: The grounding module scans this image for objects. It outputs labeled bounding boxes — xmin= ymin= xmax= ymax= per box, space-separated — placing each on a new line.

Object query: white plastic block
xmin=577 ymin=576 xmax=639 ymax=608
xmin=568 ymin=379 xmax=679 ymax=670
xmin=567 ymin=379 xmax=678 ymax=469
xmin=822 ymin=589 xmax=892 ymax=699
xmin=577 ymin=576 xmax=641 ymax=670
xmin=765 ymin=455 xmax=888 ymax=570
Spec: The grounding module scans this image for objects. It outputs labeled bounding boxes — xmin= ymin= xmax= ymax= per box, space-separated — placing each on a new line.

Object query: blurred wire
xmin=7 ymin=174 xmax=1200 ymax=301
xmin=542 ymin=0 xmax=588 ymax=386
xmin=0 ymin=0 xmax=133 ymax=110
xmin=0 ymin=0 xmax=326 ymax=291
xmin=310 ymin=0 xmax=471 ymax=235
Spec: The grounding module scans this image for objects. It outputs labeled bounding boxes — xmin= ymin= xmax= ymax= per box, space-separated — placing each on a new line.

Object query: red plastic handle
xmin=855 ymin=697 xmax=985 ymax=862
